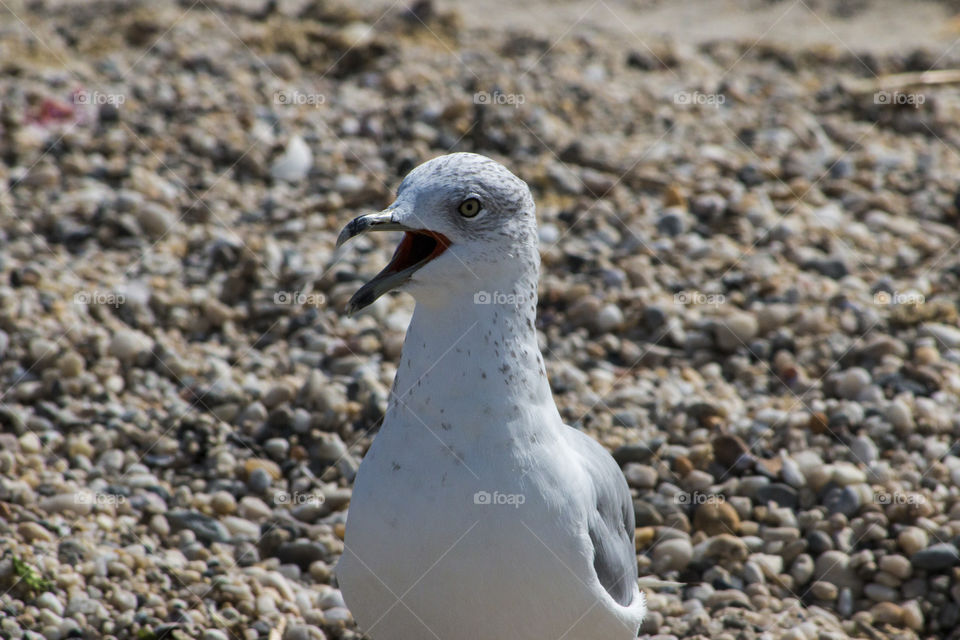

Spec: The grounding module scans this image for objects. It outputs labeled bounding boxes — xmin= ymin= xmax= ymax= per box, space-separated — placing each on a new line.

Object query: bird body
xmin=335 ymin=153 xmax=645 ymax=640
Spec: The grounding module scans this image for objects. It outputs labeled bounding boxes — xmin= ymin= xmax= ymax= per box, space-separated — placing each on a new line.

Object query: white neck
xmin=387 ymin=273 xmax=559 ymax=438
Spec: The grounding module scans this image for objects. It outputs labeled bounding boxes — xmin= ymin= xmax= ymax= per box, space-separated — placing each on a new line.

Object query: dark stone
xmin=808 ymin=530 xmax=835 ymax=555
xmin=275 ymin=541 xmax=327 ymax=569
xmin=802 ymin=258 xmax=848 ymax=280
xmin=166 ymin=510 xmax=230 ymax=543
xmin=823 ymin=486 xmax=861 ymax=518
xmin=911 ymin=543 xmax=960 ymax=571
xmin=755 ymin=483 xmax=799 ymax=509
xmin=633 ymin=500 xmax=664 ymax=527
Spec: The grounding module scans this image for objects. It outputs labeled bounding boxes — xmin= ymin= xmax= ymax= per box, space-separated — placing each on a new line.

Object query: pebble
xmin=693 ymin=501 xmax=740 ymax=536
xmin=19 ymin=432 xmax=42 ymax=454
xmin=652 ymin=538 xmax=693 ymax=573
xmin=247 ymin=468 xmax=274 ymax=494
xmin=898 ymin=527 xmax=928 ymax=556
xmin=624 ymin=464 xmax=658 ymax=489
xmin=137 ymin=202 xmax=177 ymax=238
xmin=715 ymin=312 xmax=758 ymax=351
xmin=848 ymin=435 xmax=878 ymax=464
xmin=238 ymin=496 xmax=273 ymax=520
xmin=166 ymin=510 xmax=231 ymax=543
xmin=755 ymin=483 xmax=798 ymax=509
xmin=271 ymin=135 xmax=313 ymax=182
xmin=814 ymin=551 xmax=861 ymax=592
xmin=902 ymin=600 xmax=924 ymax=630
xmin=593 ymin=304 xmax=624 ymax=333
xmin=810 ymin=581 xmax=838 ymax=601
xmin=210 ymin=490 xmax=237 ymax=515
xmin=17 ymin=522 xmax=54 ymax=542
xmin=878 ymin=554 xmax=911 ymax=580
xmin=836 ymin=368 xmax=871 ymax=399
xmin=108 ymin=329 xmax=153 ymax=363
xmin=910 ymin=543 xmax=960 ymax=571
xmin=864 ymin=583 xmax=898 ymax=603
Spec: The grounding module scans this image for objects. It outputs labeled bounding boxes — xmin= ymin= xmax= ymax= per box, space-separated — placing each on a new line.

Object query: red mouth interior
xmin=385 ymin=230 xmax=451 ymax=273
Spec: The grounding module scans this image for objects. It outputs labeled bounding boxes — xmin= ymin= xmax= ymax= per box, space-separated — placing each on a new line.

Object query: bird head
xmin=337 ymin=153 xmax=539 ymax=314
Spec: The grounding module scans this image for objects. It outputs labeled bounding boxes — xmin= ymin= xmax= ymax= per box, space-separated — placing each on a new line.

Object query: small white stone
xmin=271 ymin=135 xmax=312 ymax=182
xmin=19 ymin=432 xmax=42 ymax=454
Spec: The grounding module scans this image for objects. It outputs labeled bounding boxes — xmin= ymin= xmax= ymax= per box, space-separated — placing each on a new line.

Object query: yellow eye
xmin=458 ymin=197 xmax=481 ymax=218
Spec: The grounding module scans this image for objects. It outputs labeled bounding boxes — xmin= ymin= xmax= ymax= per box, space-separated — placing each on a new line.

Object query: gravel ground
xmin=2 ymin=1 xmax=960 ymax=639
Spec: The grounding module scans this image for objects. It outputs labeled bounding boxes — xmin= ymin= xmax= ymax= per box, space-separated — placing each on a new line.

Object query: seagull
xmin=334 ymin=153 xmax=646 ymax=640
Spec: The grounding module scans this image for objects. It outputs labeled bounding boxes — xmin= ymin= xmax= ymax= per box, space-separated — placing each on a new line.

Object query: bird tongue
xmin=384 ymin=231 xmax=451 ymax=273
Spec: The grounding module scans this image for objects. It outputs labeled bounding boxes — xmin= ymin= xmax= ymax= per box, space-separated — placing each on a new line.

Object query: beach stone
xmin=697 ymin=534 xmax=749 ymax=562
xmin=870 ymin=602 xmax=903 ymax=625
xmin=902 ymin=600 xmax=924 ymax=630
xmin=886 ymin=401 xmax=914 ymax=431
xmin=247 ymin=468 xmax=273 ymax=493
xmin=810 ymin=581 xmax=838 ymax=600
xmin=137 ymin=202 xmax=177 ymax=238
xmin=108 ymin=329 xmax=153 ymax=363
xmin=790 ymin=554 xmax=814 ymax=585
xmin=898 ymin=527 xmax=928 ymax=556
xmin=624 ymin=464 xmax=658 ymax=489
xmin=878 ymin=554 xmax=911 ymax=579
xmin=781 ymin=457 xmax=805 ymax=488
xmin=36 ymin=592 xmax=64 ymax=616
xmin=593 ymin=304 xmax=624 ymax=332
xmin=110 ymin=589 xmax=137 ymax=612
xmin=831 ymin=463 xmax=866 ymax=486
xmin=715 ymin=312 xmax=758 ymax=351
xmin=19 ymin=522 xmax=54 ymax=543
xmin=755 ymin=483 xmax=798 ymax=509
xmin=19 ymin=432 xmax=42 ymax=454
xmin=814 ymin=551 xmax=861 ymax=593
xmin=652 ymin=538 xmax=693 ymax=573
xmin=849 ymin=435 xmax=878 ymax=464
xmin=238 ymin=496 xmax=273 ymax=520
xmin=283 ymin=624 xmax=326 ymax=640
xmin=706 ymin=589 xmax=751 ymax=609
xmin=693 ymin=501 xmax=740 ymax=536
xmin=271 ymin=135 xmax=312 ymax=182
xmin=911 ymin=543 xmax=960 ymax=571
xmin=166 ymin=510 xmax=230 ymax=543
xmin=864 ymin=582 xmax=898 ymax=602
xmin=210 ymin=491 xmax=237 ymax=516
xmin=824 ymin=486 xmax=861 ymax=518
xmin=276 ymin=541 xmax=328 ymax=569
xmin=836 ymin=368 xmax=871 ymax=399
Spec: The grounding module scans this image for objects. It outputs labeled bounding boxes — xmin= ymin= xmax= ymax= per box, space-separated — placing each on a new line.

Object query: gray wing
xmin=566 ymin=428 xmax=638 ymax=607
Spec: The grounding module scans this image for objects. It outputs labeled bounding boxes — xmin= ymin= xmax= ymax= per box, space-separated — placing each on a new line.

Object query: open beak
xmin=337 ymin=210 xmax=451 ymax=315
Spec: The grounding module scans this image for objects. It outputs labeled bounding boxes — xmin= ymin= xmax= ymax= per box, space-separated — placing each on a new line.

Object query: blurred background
xmin=2 ymin=1 xmax=960 ymax=639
